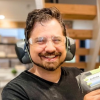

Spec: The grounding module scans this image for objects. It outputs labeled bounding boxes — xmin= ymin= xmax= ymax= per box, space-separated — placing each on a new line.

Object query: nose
xmin=45 ymin=41 xmax=56 ymax=53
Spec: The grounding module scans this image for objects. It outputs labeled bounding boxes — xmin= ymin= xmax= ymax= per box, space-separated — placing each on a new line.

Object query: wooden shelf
xmin=68 ymin=29 xmax=92 ymax=40
xmin=75 ymin=48 xmax=100 ymax=55
xmin=76 ymin=48 xmax=89 ymax=55
xmin=0 ymin=43 xmax=15 ymax=45
xmin=0 ymin=20 xmax=26 ymax=28
xmin=0 ymin=57 xmax=17 ymax=59
xmin=45 ymin=3 xmax=97 ymax=20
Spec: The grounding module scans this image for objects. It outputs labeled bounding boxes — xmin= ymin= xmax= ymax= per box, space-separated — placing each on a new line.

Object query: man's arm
xmin=84 ymin=89 xmax=100 ymax=100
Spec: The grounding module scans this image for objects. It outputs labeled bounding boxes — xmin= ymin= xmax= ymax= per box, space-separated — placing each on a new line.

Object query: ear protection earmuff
xmin=15 ymin=36 xmax=76 ymax=64
xmin=63 ymin=22 xmax=76 ymax=61
xmin=15 ymin=39 xmax=32 ymax=64
xmin=65 ymin=36 xmax=76 ymax=61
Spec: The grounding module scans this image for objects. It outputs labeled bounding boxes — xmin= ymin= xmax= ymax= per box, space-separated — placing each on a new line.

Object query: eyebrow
xmin=33 ymin=35 xmax=65 ymax=40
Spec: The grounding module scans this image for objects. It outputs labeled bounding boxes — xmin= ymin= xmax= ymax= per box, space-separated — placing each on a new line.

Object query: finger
xmin=88 ymin=89 xmax=100 ymax=96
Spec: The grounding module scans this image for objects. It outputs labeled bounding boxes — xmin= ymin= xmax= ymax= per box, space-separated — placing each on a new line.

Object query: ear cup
xmin=15 ymin=39 xmax=31 ymax=64
xmin=65 ymin=37 xmax=76 ymax=61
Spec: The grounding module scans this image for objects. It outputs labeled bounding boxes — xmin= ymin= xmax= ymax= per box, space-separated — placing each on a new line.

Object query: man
xmin=2 ymin=7 xmax=100 ymax=100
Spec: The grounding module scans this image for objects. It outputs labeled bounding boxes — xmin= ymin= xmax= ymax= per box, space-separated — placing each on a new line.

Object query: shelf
xmin=45 ymin=3 xmax=96 ymax=20
xmin=0 ymin=57 xmax=17 ymax=59
xmin=68 ymin=29 xmax=92 ymax=40
xmin=0 ymin=53 xmax=17 ymax=59
xmin=0 ymin=43 xmax=15 ymax=45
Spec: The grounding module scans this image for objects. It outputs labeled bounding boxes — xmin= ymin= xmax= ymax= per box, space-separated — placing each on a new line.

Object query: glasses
xmin=29 ymin=36 xmax=66 ymax=48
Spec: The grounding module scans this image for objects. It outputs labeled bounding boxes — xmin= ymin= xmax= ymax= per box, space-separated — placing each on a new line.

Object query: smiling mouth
xmin=41 ymin=55 xmax=59 ymax=62
xmin=45 ymin=55 xmax=56 ymax=58
xmin=39 ymin=52 xmax=61 ymax=61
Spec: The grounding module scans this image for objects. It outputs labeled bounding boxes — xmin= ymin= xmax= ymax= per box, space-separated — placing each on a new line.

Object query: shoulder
xmin=3 ymin=70 xmax=32 ymax=88
xmin=1 ymin=71 xmax=29 ymax=100
xmin=2 ymin=71 xmax=26 ymax=92
xmin=62 ymin=67 xmax=83 ymax=76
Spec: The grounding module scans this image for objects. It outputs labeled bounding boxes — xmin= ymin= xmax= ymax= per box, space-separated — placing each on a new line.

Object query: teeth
xmin=45 ymin=55 xmax=55 ymax=58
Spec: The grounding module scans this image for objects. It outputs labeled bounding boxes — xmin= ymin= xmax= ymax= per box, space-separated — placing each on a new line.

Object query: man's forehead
xmin=30 ymin=19 xmax=64 ymax=37
xmin=34 ymin=18 xmax=60 ymax=27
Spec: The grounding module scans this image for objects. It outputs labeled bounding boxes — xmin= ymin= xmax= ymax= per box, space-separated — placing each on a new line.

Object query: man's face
xmin=29 ymin=19 xmax=66 ymax=71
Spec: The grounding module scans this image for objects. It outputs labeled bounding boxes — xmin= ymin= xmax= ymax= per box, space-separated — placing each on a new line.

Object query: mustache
xmin=39 ymin=52 xmax=61 ymax=57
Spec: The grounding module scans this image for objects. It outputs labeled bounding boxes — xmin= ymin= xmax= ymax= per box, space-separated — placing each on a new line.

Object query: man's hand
xmin=84 ymin=89 xmax=100 ymax=100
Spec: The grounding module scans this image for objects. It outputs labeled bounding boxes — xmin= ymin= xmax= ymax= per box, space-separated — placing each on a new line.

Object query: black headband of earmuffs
xmin=15 ymin=22 xmax=76 ymax=64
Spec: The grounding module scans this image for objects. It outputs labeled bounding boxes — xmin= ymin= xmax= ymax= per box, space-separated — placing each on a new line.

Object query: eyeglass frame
xmin=28 ymin=35 xmax=66 ymax=48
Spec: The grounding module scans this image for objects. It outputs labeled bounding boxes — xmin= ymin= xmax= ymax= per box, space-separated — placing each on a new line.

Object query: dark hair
xmin=25 ymin=7 xmax=66 ymax=40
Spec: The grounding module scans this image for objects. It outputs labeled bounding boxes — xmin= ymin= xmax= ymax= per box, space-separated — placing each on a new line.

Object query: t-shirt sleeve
xmin=1 ymin=82 xmax=29 ymax=100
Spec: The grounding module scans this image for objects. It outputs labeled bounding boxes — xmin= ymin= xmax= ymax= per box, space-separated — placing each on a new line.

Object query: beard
xmin=32 ymin=51 xmax=66 ymax=71
xmin=32 ymin=60 xmax=64 ymax=71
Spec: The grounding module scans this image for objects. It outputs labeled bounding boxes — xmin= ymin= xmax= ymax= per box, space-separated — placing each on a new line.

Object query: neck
xmin=29 ymin=65 xmax=61 ymax=83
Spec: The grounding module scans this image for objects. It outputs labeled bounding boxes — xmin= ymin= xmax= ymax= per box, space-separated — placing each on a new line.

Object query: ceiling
xmin=0 ymin=0 xmax=44 ymax=21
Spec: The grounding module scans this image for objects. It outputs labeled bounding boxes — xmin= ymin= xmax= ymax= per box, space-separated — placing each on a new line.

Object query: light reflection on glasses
xmin=29 ymin=36 xmax=66 ymax=48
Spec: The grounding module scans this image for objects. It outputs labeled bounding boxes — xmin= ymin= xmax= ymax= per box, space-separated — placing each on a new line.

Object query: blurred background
xmin=0 ymin=0 xmax=99 ymax=99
